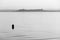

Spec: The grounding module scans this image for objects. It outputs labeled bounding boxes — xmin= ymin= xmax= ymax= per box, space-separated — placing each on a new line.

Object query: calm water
xmin=0 ymin=12 xmax=60 ymax=40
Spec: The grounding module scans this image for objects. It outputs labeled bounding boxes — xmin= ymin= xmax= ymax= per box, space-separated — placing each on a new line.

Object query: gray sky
xmin=0 ymin=0 xmax=60 ymax=10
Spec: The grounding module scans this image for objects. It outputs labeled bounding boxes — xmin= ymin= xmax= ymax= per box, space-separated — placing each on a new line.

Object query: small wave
xmin=10 ymin=35 xmax=28 ymax=37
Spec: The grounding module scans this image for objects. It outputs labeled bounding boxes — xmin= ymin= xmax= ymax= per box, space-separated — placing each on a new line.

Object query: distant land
xmin=0 ymin=9 xmax=60 ymax=12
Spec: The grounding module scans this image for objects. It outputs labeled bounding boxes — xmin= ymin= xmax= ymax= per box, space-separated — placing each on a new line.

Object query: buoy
xmin=12 ymin=24 xmax=14 ymax=30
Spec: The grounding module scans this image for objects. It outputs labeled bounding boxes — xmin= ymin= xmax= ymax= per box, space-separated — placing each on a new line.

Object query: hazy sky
xmin=0 ymin=0 xmax=60 ymax=10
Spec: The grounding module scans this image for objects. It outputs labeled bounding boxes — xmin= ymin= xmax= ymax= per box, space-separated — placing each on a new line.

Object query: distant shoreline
xmin=0 ymin=9 xmax=60 ymax=12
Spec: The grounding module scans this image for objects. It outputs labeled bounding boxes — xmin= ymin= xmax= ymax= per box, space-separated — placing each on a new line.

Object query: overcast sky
xmin=0 ymin=0 xmax=60 ymax=10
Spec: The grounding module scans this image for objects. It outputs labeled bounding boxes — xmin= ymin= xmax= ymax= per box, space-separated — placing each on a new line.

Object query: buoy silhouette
xmin=12 ymin=24 xmax=14 ymax=30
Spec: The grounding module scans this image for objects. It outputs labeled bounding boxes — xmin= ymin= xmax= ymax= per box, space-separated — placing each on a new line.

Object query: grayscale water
xmin=0 ymin=12 xmax=60 ymax=40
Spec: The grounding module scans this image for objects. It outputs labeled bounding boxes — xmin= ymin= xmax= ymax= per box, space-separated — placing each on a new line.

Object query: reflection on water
xmin=0 ymin=32 xmax=60 ymax=40
xmin=0 ymin=33 xmax=60 ymax=40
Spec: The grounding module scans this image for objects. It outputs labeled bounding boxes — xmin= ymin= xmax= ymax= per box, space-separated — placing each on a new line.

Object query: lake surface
xmin=0 ymin=12 xmax=60 ymax=40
